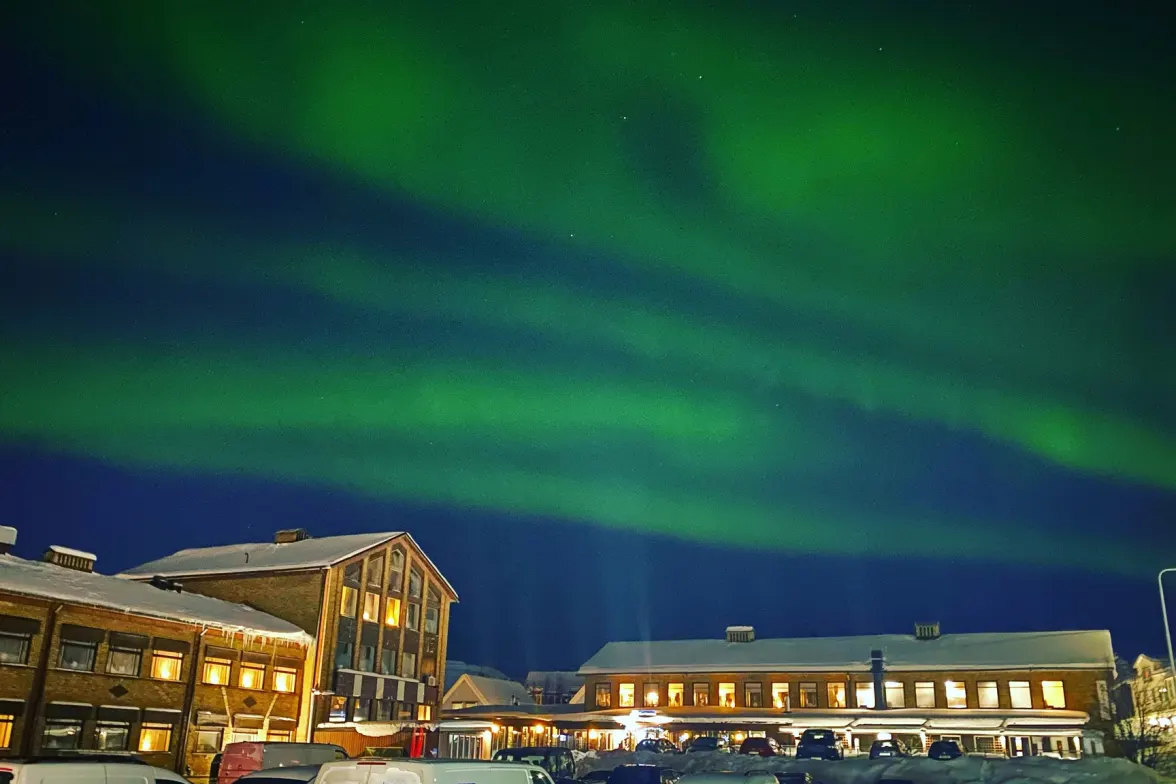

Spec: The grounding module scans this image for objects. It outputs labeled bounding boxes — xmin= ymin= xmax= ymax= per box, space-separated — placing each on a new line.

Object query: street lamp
xmin=1158 ymin=568 xmax=1176 ymax=678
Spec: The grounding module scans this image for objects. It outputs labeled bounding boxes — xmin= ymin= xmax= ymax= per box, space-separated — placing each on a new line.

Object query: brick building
xmin=0 ymin=529 xmax=310 ymax=778
xmin=120 ymin=529 xmax=457 ymax=756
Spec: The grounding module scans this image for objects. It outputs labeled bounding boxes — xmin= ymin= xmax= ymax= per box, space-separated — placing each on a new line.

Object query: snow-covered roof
xmin=462 ymin=674 xmax=536 ymax=706
xmin=446 ymin=661 xmax=510 ymax=693
xmin=0 ymin=554 xmax=310 ymax=643
xmin=525 ymin=671 xmax=584 ymax=695
xmin=119 ymin=531 xmax=458 ymax=600
xmin=49 ymin=545 xmax=97 ymax=561
xmin=579 ymin=630 xmax=1115 ymax=674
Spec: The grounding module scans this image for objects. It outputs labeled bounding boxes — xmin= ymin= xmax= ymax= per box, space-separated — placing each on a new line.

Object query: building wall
xmin=166 ymin=571 xmax=325 ymax=641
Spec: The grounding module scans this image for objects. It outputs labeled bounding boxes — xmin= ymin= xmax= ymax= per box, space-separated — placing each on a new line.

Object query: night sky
xmin=1 ymin=1 xmax=1173 ymax=676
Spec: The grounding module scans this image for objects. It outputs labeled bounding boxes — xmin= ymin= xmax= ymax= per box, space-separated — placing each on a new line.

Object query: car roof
xmin=240 ymin=764 xmax=323 ymax=780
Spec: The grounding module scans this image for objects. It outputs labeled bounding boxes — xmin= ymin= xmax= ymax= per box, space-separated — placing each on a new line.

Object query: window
xmin=329 ymin=695 xmax=348 ymax=722
xmin=771 ymin=683 xmax=789 ymax=709
xmin=401 ymin=651 xmax=416 ymax=679
xmin=885 ymin=681 xmax=905 ymax=708
xmin=195 ymin=728 xmax=223 ymax=753
xmin=644 ymin=683 xmax=659 ymax=707
xmin=596 ymin=684 xmax=612 ymax=708
xmin=745 ymin=682 xmax=763 ymax=708
xmin=718 ymin=683 xmax=735 ymax=708
xmin=385 ymin=597 xmax=402 ymax=627
xmin=273 ymin=666 xmax=297 ymax=693
xmin=389 ymin=550 xmax=405 ymax=590
xmin=0 ymin=632 xmax=31 ymax=665
xmin=58 ymin=640 xmax=97 ymax=672
xmin=915 ymin=681 xmax=936 ymax=708
xmin=335 ymin=641 xmax=354 ymax=671
xmin=1042 ymin=680 xmax=1066 ymax=709
xmin=42 ymin=719 xmax=83 ymax=749
xmin=202 ymin=656 xmax=232 ymax=685
xmin=945 ymin=680 xmax=967 ymax=708
xmin=855 ymin=682 xmax=875 ymax=709
xmin=151 ymin=650 xmax=183 ymax=681
xmin=359 ymin=645 xmax=376 ymax=672
xmin=341 ymin=586 xmax=358 ymax=618
xmin=268 ymin=730 xmax=293 ymax=742
xmin=799 ymin=683 xmax=818 ymax=708
xmin=362 ymin=592 xmax=381 ymax=623
xmin=0 ymin=715 xmax=13 ymax=749
xmin=417 ymin=704 xmax=432 ymax=721
xmin=406 ymin=603 xmax=420 ymax=631
xmin=368 ymin=554 xmax=385 ymax=588
xmin=239 ymin=662 xmax=265 ymax=689
xmin=138 ymin=723 xmax=172 ymax=752
xmin=107 ymin=647 xmax=142 ymax=677
xmin=380 ymin=645 xmax=397 ymax=675
xmin=375 ymin=700 xmax=393 ymax=721
xmin=344 ymin=562 xmax=361 ymax=585
xmin=978 ymin=681 xmax=999 ymax=708
xmin=693 ymin=683 xmax=709 ymax=707
xmin=826 ymin=682 xmax=846 ymax=709
xmin=425 ymin=606 xmax=440 ymax=635
xmin=619 ymin=683 xmax=635 ymax=707
xmin=353 ymin=697 xmax=373 ymax=722
xmin=1009 ymin=680 xmax=1032 ymax=709
xmin=668 ymin=683 xmax=684 ymax=707
xmin=94 ymin=721 xmax=130 ymax=751
xmin=409 ymin=570 xmax=423 ymax=599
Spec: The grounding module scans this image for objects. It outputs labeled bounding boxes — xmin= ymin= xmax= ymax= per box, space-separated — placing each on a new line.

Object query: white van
xmin=316 ymin=758 xmax=556 ymax=784
xmin=0 ymin=759 xmax=191 ymax=783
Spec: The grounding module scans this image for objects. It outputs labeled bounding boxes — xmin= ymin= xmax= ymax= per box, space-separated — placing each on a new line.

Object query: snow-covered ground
xmin=574 ymin=749 xmax=1175 ymax=784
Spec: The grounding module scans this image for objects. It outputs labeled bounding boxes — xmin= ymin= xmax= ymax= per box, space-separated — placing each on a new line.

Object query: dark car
xmin=685 ymin=736 xmax=730 ymax=754
xmin=795 ymin=729 xmax=843 ymax=761
xmin=635 ymin=739 xmax=681 ymax=754
xmin=738 ymin=737 xmax=781 ymax=757
xmin=927 ymin=740 xmax=964 ymax=760
xmin=606 ymin=764 xmax=680 ymax=784
xmin=869 ymin=738 xmax=910 ymax=759
xmin=494 ymin=746 xmax=578 ymax=781
xmin=579 ymin=771 xmax=614 ymax=784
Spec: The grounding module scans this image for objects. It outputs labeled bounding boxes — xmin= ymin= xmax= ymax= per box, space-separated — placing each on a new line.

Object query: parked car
xmin=0 ymin=758 xmax=190 ymax=783
xmin=795 ymin=729 xmax=843 ymax=761
xmin=238 ymin=764 xmax=323 ymax=782
xmin=681 ymin=775 xmax=774 ymax=784
xmin=927 ymin=740 xmax=963 ymax=760
xmin=869 ymin=738 xmax=910 ymax=759
xmin=316 ymin=758 xmax=555 ymax=784
xmin=738 ymin=737 xmax=781 ymax=757
xmin=771 ymin=775 xmax=814 ymax=784
xmin=218 ymin=742 xmax=348 ymax=784
xmin=493 ymin=746 xmax=578 ymax=781
xmin=684 ymin=737 xmax=730 ymax=754
xmin=606 ymin=765 xmax=680 ymax=784
xmin=578 ymin=770 xmax=614 ymax=784
xmin=635 ymin=739 xmax=680 ymax=754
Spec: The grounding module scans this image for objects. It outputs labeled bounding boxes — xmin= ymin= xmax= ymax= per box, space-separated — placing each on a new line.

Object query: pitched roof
xmin=461 ymin=674 xmax=536 ymax=706
xmin=0 ymin=554 xmax=310 ymax=642
xmin=446 ymin=661 xmax=510 ymax=693
xmin=119 ymin=531 xmax=458 ymax=599
xmin=579 ymin=630 xmax=1115 ymax=674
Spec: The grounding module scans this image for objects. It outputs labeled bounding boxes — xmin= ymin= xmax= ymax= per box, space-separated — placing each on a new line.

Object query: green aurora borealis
xmin=1 ymin=1 xmax=1173 ymax=574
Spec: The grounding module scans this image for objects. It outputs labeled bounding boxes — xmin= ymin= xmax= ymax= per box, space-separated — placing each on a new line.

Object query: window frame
xmin=826 ymin=681 xmax=847 ymax=709
xmin=150 ymin=649 xmax=183 ymax=681
xmin=718 ymin=682 xmax=735 ymax=708
xmin=138 ymin=722 xmax=173 ymax=753
xmin=239 ymin=661 xmax=266 ymax=690
xmin=42 ymin=718 xmax=83 ymax=750
xmin=915 ymin=681 xmax=936 ymax=709
xmin=977 ymin=680 xmax=999 ymax=709
xmin=595 ymin=683 xmax=612 ymax=708
xmin=798 ymin=682 xmax=818 ymax=708
xmin=406 ymin=603 xmax=420 ymax=631
xmin=619 ymin=683 xmax=635 ymax=708
xmin=692 ymin=682 xmax=709 ymax=707
xmin=94 ymin=720 xmax=131 ymax=751
xmin=855 ymin=682 xmax=875 ymax=709
xmin=944 ymin=680 xmax=968 ymax=709
xmin=340 ymin=585 xmax=358 ymax=618
xmin=367 ymin=554 xmax=385 ymax=589
xmin=884 ymin=680 xmax=905 ymax=709
xmin=424 ymin=606 xmax=440 ymax=635
xmin=195 ymin=728 xmax=223 ymax=754
xmin=202 ymin=656 xmax=233 ymax=686
xmin=643 ymin=682 xmax=660 ymax=708
xmin=385 ymin=597 xmax=402 ymax=628
xmin=744 ymin=682 xmax=763 ymax=708
xmin=58 ymin=639 xmax=98 ymax=672
xmin=0 ymin=632 xmax=32 ymax=665
xmin=273 ymin=666 xmax=297 ymax=693
xmin=1041 ymin=680 xmax=1066 ymax=709
xmin=0 ymin=714 xmax=13 ymax=749
xmin=106 ymin=647 xmax=143 ymax=677
xmin=1009 ymin=680 xmax=1032 ymax=709
xmin=400 ymin=651 xmax=417 ymax=679
xmin=667 ymin=683 xmax=684 ymax=707
xmin=771 ymin=682 xmax=789 ymax=709
xmin=362 ymin=592 xmax=381 ymax=623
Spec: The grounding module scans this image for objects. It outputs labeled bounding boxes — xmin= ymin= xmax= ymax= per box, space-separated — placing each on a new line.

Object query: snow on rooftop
xmin=466 ymin=674 xmax=535 ymax=706
xmin=0 ymin=554 xmax=310 ymax=642
xmin=578 ymin=630 xmax=1115 ymax=674
xmin=49 ymin=545 xmax=98 ymax=561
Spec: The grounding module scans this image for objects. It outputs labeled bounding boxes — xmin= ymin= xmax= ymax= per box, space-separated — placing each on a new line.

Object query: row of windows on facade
xmin=595 ymin=678 xmax=1069 ymax=710
xmin=334 ymin=640 xmax=423 ymax=681
xmin=342 ymin=554 xmax=442 ymax=611
xmin=0 ymin=628 xmax=297 ymax=693
xmin=0 ymin=714 xmax=174 ymax=754
xmin=326 ymin=695 xmax=432 ymax=724
xmin=339 ymin=587 xmax=441 ymax=634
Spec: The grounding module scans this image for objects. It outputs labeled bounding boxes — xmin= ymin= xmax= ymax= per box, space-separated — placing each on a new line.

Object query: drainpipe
xmin=871 ymin=649 xmax=887 ymax=710
xmin=21 ymin=603 xmax=62 ymax=757
xmin=175 ymin=628 xmax=208 ymax=774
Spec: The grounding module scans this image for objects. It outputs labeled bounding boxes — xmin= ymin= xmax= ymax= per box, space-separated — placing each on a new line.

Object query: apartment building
xmin=120 ymin=529 xmax=457 ymax=756
xmin=0 ymin=528 xmax=310 ymax=778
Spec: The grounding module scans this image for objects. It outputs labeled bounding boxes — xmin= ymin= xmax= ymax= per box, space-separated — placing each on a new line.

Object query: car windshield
xmin=691 ymin=738 xmax=719 ymax=747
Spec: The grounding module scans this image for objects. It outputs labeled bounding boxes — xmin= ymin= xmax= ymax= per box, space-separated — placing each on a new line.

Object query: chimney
xmin=871 ymin=649 xmax=887 ymax=709
xmin=43 ymin=545 xmax=97 ymax=573
xmin=274 ymin=528 xmax=311 ymax=544
xmin=0 ymin=526 xmax=16 ymax=556
xmin=915 ymin=622 xmax=941 ymax=641
xmin=726 ymin=626 xmax=755 ymax=644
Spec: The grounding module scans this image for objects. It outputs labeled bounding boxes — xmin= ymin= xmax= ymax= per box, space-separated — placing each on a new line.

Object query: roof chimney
xmin=274 ymin=528 xmax=311 ymax=544
xmin=726 ymin=625 xmax=755 ymax=643
xmin=43 ymin=545 xmax=97 ymax=573
xmin=914 ymin=622 xmax=941 ymax=641
xmin=149 ymin=575 xmax=183 ymax=593
xmin=0 ymin=526 xmax=16 ymax=556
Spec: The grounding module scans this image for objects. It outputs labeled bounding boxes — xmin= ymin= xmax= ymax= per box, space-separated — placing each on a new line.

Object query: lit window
xmin=417 ymin=704 xmax=432 ymax=721
xmin=799 ymin=683 xmax=818 ymax=708
xmin=138 ymin=723 xmax=172 ymax=753
xmin=945 ymin=680 xmax=967 ymax=709
xmin=0 ymin=632 xmax=32 ymax=665
xmin=619 ymin=683 xmax=635 ymax=708
xmin=885 ymin=681 xmax=905 ymax=708
xmin=745 ymin=682 xmax=763 ymax=708
xmin=718 ymin=683 xmax=735 ymax=708
xmin=202 ymin=657 xmax=232 ymax=685
xmin=915 ymin=681 xmax=936 ymax=708
xmin=58 ymin=640 xmax=97 ymax=672
xmin=401 ymin=651 xmax=416 ymax=679
xmin=195 ymin=728 xmax=223 ymax=754
xmin=596 ymin=684 xmax=612 ymax=708
xmin=1042 ymin=680 xmax=1066 ymax=709
xmin=855 ymin=682 xmax=875 ymax=709
xmin=409 ymin=570 xmax=423 ymax=599
xmin=268 ymin=730 xmax=293 ymax=742
xmin=362 ymin=592 xmax=380 ymax=623
xmin=385 ymin=597 xmax=402 ymax=627
xmin=151 ymin=650 xmax=183 ymax=681
xmin=692 ymin=683 xmax=709 ymax=706
xmin=826 ymin=682 xmax=846 ymax=709
xmin=367 ymin=555 xmax=385 ymax=588
xmin=0 ymin=715 xmax=13 ymax=749
xmin=107 ymin=648 xmax=143 ymax=677
xmin=329 ymin=696 xmax=348 ymax=722
xmin=273 ymin=667 xmax=297 ymax=693
xmin=94 ymin=721 xmax=130 ymax=750
xmin=771 ymin=683 xmax=789 ymax=709
xmin=1009 ymin=681 xmax=1032 ymax=709
xmin=341 ymin=586 xmax=358 ymax=618
xmin=239 ymin=662 xmax=265 ymax=689
xmin=644 ymin=683 xmax=660 ymax=707
xmin=424 ymin=606 xmax=440 ymax=635
xmin=406 ymin=604 xmax=420 ymax=631
xmin=977 ymin=681 xmax=999 ymax=708
xmin=667 ymin=683 xmax=684 ymax=707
